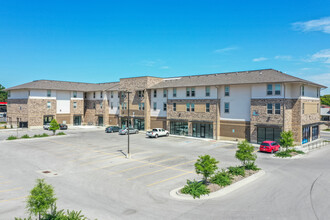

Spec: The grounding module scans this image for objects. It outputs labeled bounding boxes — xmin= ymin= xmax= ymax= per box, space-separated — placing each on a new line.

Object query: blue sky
xmin=1 ymin=0 xmax=330 ymax=94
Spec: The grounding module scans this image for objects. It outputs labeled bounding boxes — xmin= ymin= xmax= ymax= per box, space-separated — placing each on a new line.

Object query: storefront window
xmin=302 ymin=126 xmax=310 ymax=144
xmin=257 ymin=127 xmax=282 ymax=144
xmin=192 ymin=123 xmax=213 ymax=139
xmin=312 ymin=125 xmax=319 ymax=141
xmin=170 ymin=121 xmax=188 ymax=136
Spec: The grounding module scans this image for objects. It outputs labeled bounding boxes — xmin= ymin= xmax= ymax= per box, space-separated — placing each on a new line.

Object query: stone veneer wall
xmin=84 ymin=100 xmax=103 ymax=125
xmin=7 ymin=99 xmax=29 ymax=126
xmin=28 ymin=99 xmax=57 ymax=126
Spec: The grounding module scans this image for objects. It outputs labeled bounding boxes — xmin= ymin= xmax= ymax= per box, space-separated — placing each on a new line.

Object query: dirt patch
xmin=206 ymin=170 xmax=259 ymax=193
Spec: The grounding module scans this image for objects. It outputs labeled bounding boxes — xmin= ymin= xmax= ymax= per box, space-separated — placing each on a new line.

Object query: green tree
xmin=194 ymin=155 xmax=219 ymax=183
xmin=280 ymin=130 xmax=294 ymax=151
xmin=235 ymin=140 xmax=257 ymax=167
xmin=26 ymin=179 xmax=57 ymax=220
xmin=49 ymin=119 xmax=60 ymax=135
xmin=0 ymin=84 xmax=7 ymax=102
xmin=321 ymin=95 xmax=330 ymax=106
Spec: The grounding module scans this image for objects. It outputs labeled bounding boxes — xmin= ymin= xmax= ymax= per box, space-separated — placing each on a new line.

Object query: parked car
xmin=119 ymin=128 xmax=139 ymax=135
xmin=43 ymin=123 xmax=50 ymax=130
xmin=59 ymin=124 xmax=68 ymax=130
xmin=105 ymin=126 xmax=120 ymax=133
xmin=259 ymin=141 xmax=281 ymax=153
xmin=146 ymin=128 xmax=169 ymax=138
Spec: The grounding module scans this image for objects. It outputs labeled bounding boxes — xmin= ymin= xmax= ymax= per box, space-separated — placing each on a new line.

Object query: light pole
xmin=126 ymin=91 xmax=132 ymax=159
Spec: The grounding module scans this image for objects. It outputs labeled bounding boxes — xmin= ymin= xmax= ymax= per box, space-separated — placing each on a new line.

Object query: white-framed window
xmin=191 ymin=103 xmax=195 ymax=112
xmin=173 ymin=88 xmax=177 ymax=97
xmin=206 ymin=103 xmax=210 ymax=112
xmin=73 ymin=102 xmax=77 ymax=109
xmin=275 ymin=84 xmax=281 ymax=95
xmin=186 ymin=103 xmax=190 ymax=112
xmin=84 ymin=93 xmax=87 ymax=99
xmin=154 ymin=90 xmax=157 ymax=98
xmin=47 ymin=101 xmax=51 ymax=109
xmin=110 ymin=102 xmax=113 ymax=110
xmin=139 ymin=103 xmax=142 ymax=110
xmin=173 ymin=103 xmax=176 ymax=111
xmin=191 ymin=88 xmax=195 ymax=97
xmin=224 ymin=102 xmax=230 ymax=113
xmin=111 ymin=91 xmax=114 ymax=98
xmin=47 ymin=90 xmax=51 ymax=97
xmin=225 ymin=86 xmax=230 ymax=96
xmin=163 ymin=103 xmax=167 ymax=111
xmin=301 ymin=85 xmax=305 ymax=96
xmin=163 ymin=89 xmax=167 ymax=98
xmin=93 ymin=92 xmax=96 ymax=98
xmin=153 ymin=102 xmax=157 ymax=111
xmin=267 ymin=103 xmax=273 ymax=114
xmin=275 ymin=103 xmax=281 ymax=114
xmin=100 ymin=92 xmax=103 ymax=99
xmin=124 ymin=102 xmax=127 ymax=110
xmin=267 ymin=84 xmax=273 ymax=95
xmin=205 ymin=86 xmax=210 ymax=97
xmin=142 ymin=103 xmax=145 ymax=110
xmin=73 ymin=91 xmax=77 ymax=98
xmin=138 ymin=90 xmax=144 ymax=98
xmin=8 ymin=91 xmax=11 ymax=97
xmin=186 ymin=88 xmax=190 ymax=97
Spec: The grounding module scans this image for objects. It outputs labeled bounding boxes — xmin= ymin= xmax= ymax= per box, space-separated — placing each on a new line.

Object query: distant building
xmin=0 ymin=102 xmax=7 ymax=122
xmin=321 ymin=105 xmax=330 ymax=121
xmin=5 ymin=69 xmax=327 ymax=144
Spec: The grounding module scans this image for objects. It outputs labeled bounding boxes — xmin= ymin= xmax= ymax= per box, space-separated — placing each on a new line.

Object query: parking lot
xmin=1 ymin=128 xmax=330 ymax=219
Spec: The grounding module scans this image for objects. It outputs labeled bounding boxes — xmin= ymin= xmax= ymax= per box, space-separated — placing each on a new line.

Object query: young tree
xmin=26 ymin=179 xmax=57 ymax=220
xmin=280 ymin=130 xmax=294 ymax=151
xmin=195 ymin=155 xmax=219 ymax=183
xmin=321 ymin=95 xmax=330 ymax=106
xmin=235 ymin=140 xmax=257 ymax=167
xmin=49 ymin=119 xmax=60 ymax=135
xmin=0 ymin=84 xmax=7 ymax=102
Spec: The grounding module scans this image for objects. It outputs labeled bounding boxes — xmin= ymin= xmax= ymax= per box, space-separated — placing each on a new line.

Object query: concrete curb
xmin=170 ymin=170 xmax=265 ymax=201
xmin=1 ymin=133 xmax=71 ymax=143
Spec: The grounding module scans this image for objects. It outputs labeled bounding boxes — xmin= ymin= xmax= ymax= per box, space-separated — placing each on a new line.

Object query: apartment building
xmin=6 ymin=69 xmax=325 ymax=145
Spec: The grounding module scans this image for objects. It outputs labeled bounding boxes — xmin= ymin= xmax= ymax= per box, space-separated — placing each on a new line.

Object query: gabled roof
xmin=5 ymin=80 xmax=119 ymax=92
xmin=149 ymin=69 xmax=327 ymax=89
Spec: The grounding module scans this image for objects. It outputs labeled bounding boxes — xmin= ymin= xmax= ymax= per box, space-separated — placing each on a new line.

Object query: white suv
xmin=146 ymin=128 xmax=169 ymax=138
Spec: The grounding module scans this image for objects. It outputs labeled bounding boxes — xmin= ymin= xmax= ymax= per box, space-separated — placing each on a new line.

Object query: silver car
xmin=118 ymin=128 xmax=139 ymax=135
xmin=43 ymin=123 xmax=50 ymax=130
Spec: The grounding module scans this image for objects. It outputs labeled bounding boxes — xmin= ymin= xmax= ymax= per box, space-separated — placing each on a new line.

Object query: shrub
xmin=41 ymin=133 xmax=49 ymax=137
xmin=49 ymin=119 xmax=59 ymax=135
xmin=275 ymin=151 xmax=292 ymax=158
xmin=280 ymin=131 xmax=294 ymax=151
xmin=21 ymin=134 xmax=30 ymax=139
xmin=210 ymin=170 xmax=232 ymax=187
xmin=235 ymin=140 xmax=257 ymax=167
xmin=56 ymin=132 xmax=66 ymax=136
xmin=244 ymin=162 xmax=260 ymax=171
xmin=286 ymin=149 xmax=305 ymax=154
xmin=7 ymin=135 xmax=18 ymax=140
xmin=228 ymin=166 xmax=245 ymax=177
xmin=181 ymin=180 xmax=210 ymax=199
xmin=195 ymin=155 xmax=219 ymax=183
xmin=33 ymin=133 xmax=49 ymax=138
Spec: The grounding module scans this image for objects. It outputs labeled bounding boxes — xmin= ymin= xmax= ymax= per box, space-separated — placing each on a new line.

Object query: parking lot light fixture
xmin=126 ymin=91 xmax=132 ymax=159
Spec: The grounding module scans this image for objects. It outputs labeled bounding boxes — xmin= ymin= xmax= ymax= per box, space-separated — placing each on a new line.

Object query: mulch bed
xmin=206 ymin=170 xmax=259 ymax=193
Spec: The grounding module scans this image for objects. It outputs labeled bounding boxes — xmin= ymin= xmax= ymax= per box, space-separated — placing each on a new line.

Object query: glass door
xmin=73 ymin=116 xmax=81 ymax=126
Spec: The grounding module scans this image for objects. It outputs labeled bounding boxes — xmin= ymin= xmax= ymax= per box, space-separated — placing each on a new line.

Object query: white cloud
xmin=274 ymin=55 xmax=292 ymax=61
xmin=292 ymin=17 xmax=330 ymax=34
xmin=252 ymin=57 xmax=268 ymax=62
xmin=214 ymin=46 xmax=239 ymax=53
xmin=309 ymin=49 xmax=330 ymax=63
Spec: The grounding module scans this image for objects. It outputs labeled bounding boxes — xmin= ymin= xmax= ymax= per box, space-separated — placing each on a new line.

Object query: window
xmin=317 ymin=88 xmax=320 ymax=98
xmin=153 ymin=102 xmax=157 ymax=111
xmin=206 ymin=103 xmax=210 ymax=112
xmin=139 ymin=103 xmax=142 ymax=110
xmin=275 ymin=84 xmax=281 ymax=95
xmin=163 ymin=103 xmax=167 ymax=111
xmin=111 ymin=91 xmax=114 ymax=98
xmin=47 ymin=90 xmax=51 ymax=97
xmin=267 ymin=84 xmax=273 ymax=95
xmin=100 ymin=92 xmax=103 ymax=98
xmin=191 ymin=88 xmax=195 ymax=97
xmin=121 ymin=92 xmax=125 ymax=98
xmin=73 ymin=91 xmax=77 ymax=98
xmin=84 ymin=93 xmax=87 ymax=99
xmin=93 ymin=92 xmax=96 ymax=98
xmin=191 ymin=103 xmax=195 ymax=112
xmin=8 ymin=91 xmax=10 ymax=97
xmin=142 ymin=103 xmax=145 ymax=110
xmin=225 ymin=86 xmax=230 ymax=96
xmin=301 ymin=85 xmax=305 ymax=96
xmin=93 ymin=103 xmax=96 ymax=109
xmin=163 ymin=89 xmax=167 ymax=98
xmin=302 ymin=103 xmax=305 ymax=114
xmin=100 ymin=102 xmax=103 ymax=109
xmin=154 ymin=90 xmax=157 ymax=98
xmin=224 ymin=102 xmax=229 ymax=113
xmin=186 ymin=88 xmax=190 ymax=97
xmin=124 ymin=102 xmax=127 ymax=110
xmin=138 ymin=90 xmax=144 ymax=98
xmin=275 ymin=103 xmax=281 ymax=114
xmin=205 ymin=86 xmax=210 ymax=97
xmin=173 ymin=103 xmax=176 ymax=111
xmin=47 ymin=101 xmax=51 ymax=109
xmin=73 ymin=102 xmax=77 ymax=109
xmin=186 ymin=103 xmax=190 ymax=111
xmin=173 ymin=88 xmax=177 ymax=97
xmin=267 ymin=103 xmax=273 ymax=114
xmin=110 ymin=102 xmax=113 ymax=110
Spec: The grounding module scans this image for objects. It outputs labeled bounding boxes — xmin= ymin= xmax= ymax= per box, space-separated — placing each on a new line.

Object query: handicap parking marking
xmin=147 ymin=172 xmax=191 ymax=187
xmin=0 ymin=196 xmax=27 ymax=203
xmin=127 ymin=160 xmax=195 ymax=181
xmin=0 ymin=187 xmax=23 ymax=193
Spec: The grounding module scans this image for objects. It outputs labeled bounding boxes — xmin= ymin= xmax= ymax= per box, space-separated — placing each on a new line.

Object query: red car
xmin=259 ymin=141 xmax=281 ymax=153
